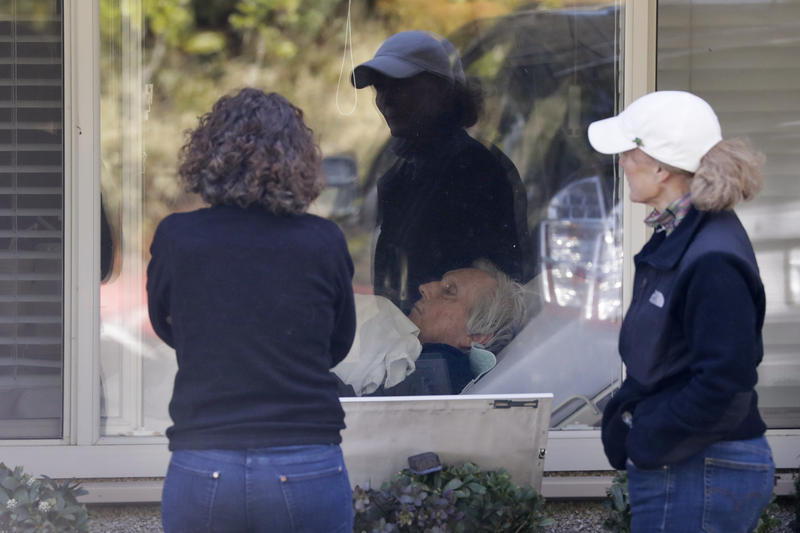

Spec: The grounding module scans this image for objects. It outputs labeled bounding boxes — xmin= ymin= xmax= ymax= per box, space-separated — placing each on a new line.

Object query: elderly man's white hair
xmin=466 ymin=258 xmax=526 ymax=353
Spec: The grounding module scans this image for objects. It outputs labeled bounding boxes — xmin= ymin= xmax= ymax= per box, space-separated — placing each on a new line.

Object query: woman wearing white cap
xmin=588 ymin=91 xmax=774 ymax=533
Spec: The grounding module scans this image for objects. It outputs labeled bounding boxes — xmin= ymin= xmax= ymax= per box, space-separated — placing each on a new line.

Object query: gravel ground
xmin=88 ymin=504 xmax=162 ymax=533
xmin=87 ymin=500 xmax=797 ymax=532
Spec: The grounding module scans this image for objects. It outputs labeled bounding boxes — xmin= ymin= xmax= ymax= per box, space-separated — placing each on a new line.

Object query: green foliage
xmin=230 ymin=0 xmax=345 ymax=62
xmin=0 ymin=463 xmax=89 ymax=533
xmin=183 ymin=30 xmax=228 ymax=55
xmin=353 ymin=462 xmax=554 ymax=532
xmin=754 ymin=494 xmax=782 ymax=533
xmin=143 ymin=0 xmax=195 ymax=48
xmin=602 ymin=471 xmax=630 ymax=533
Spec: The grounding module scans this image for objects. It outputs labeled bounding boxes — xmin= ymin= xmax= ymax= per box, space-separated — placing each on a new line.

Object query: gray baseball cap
xmin=352 ymin=30 xmax=466 ymax=88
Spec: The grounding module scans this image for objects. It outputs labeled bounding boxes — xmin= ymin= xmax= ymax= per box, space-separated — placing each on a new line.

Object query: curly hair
xmin=178 ymin=88 xmax=324 ymax=215
xmin=690 ymin=138 xmax=764 ymax=212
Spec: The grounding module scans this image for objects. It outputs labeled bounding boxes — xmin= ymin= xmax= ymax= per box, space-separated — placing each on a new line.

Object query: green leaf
xmin=610 ymin=484 xmax=626 ymax=510
xmin=443 ymin=478 xmax=463 ymax=492
xmin=183 ymin=31 xmax=227 ymax=55
xmin=467 ymin=482 xmax=486 ymax=495
xmin=1 ymin=477 xmax=18 ymax=491
xmin=14 ymin=488 xmax=29 ymax=504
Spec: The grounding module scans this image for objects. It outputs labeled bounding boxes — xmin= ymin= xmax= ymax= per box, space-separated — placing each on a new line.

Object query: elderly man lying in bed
xmin=334 ymin=259 xmax=526 ymax=396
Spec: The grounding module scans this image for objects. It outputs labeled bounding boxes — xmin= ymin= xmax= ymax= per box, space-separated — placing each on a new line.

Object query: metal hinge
xmin=492 ymin=399 xmax=539 ymax=409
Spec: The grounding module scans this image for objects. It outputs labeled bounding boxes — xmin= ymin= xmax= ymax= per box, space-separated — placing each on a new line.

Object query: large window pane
xmin=657 ymin=0 xmax=800 ymax=428
xmin=0 ymin=0 xmax=64 ymax=439
xmin=99 ymin=0 xmax=624 ymax=436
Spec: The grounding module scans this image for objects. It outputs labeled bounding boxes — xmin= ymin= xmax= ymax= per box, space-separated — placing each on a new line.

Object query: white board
xmin=340 ymin=393 xmax=552 ymax=491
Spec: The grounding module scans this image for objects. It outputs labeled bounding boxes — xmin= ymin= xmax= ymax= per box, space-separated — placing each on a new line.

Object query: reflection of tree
xmin=98 ymin=0 xmax=548 ymax=271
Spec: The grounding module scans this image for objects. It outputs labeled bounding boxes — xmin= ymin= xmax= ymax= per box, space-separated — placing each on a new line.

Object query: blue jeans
xmin=161 ymin=445 xmax=353 ymax=533
xmin=626 ymin=436 xmax=774 ymax=533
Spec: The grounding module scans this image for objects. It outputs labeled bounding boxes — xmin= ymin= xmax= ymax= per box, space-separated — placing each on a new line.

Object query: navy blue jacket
xmin=602 ymin=206 xmax=767 ymax=470
xmin=147 ymin=205 xmax=356 ymax=451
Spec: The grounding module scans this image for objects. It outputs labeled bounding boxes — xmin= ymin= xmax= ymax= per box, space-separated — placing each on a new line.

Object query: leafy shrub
xmin=0 ymin=463 xmax=89 ymax=533
xmin=754 ymin=495 xmax=782 ymax=533
xmin=602 ymin=471 xmax=630 ymax=533
xmin=353 ymin=462 xmax=554 ymax=533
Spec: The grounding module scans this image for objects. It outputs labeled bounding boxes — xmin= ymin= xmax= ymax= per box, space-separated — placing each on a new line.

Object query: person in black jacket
xmin=588 ymin=91 xmax=773 ymax=533
xmin=147 ymin=88 xmax=356 ymax=533
xmin=352 ymin=31 xmax=528 ymax=313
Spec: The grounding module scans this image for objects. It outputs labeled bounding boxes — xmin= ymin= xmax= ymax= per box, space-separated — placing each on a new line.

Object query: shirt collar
xmin=644 ymin=193 xmax=693 ymax=235
xmin=636 ymin=205 xmax=706 ymax=270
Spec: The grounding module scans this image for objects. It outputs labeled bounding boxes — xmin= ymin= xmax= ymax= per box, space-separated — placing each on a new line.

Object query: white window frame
xmin=0 ymin=0 xmax=797 ymax=495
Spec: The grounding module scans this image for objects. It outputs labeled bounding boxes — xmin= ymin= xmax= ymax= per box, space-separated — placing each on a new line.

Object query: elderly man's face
xmin=408 ymin=268 xmax=496 ymax=351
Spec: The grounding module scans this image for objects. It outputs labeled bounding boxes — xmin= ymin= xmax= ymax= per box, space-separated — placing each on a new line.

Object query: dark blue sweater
xmin=147 ymin=205 xmax=356 ymax=451
xmin=602 ymin=207 xmax=767 ymax=470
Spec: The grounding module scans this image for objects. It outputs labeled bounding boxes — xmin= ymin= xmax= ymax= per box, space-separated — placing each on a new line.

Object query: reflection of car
xmin=540 ymin=175 xmax=621 ymax=322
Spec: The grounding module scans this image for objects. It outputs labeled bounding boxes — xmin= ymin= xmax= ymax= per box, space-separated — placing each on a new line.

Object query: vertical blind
xmin=0 ymin=0 xmax=64 ymax=438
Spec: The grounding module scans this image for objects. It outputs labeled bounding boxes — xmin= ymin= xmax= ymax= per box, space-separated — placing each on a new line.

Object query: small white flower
xmin=5 ymin=498 xmax=18 ymax=510
xmin=38 ymin=501 xmax=53 ymax=513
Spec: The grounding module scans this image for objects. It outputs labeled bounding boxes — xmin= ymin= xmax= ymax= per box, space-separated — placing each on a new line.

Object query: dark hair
xmin=178 ymin=88 xmax=324 ymax=215
xmin=418 ymin=73 xmax=484 ymax=129
xmin=453 ymin=76 xmax=484 ymax=128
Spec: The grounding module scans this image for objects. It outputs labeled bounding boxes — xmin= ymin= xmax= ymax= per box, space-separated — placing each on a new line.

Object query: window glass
xmin=0 ymin=0 xmax=64 ymax=439
xmin=657 ymin=0 xmax=800 ymax=428
xmin=99 ymin=0 xmax=624 ymax=436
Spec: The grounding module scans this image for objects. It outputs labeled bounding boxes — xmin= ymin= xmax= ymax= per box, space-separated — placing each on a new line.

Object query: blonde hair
xmin=689 ymin=138 xmax=764 ymax=212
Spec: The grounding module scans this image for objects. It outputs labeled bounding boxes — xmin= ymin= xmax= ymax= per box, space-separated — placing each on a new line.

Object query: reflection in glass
xmin=99 ymin=0 xmax=624 ymax=435
xmin=657 ymin=0 xmax=800 ymax=428
xmin=353 ymin=32 xmax=527 ymax=313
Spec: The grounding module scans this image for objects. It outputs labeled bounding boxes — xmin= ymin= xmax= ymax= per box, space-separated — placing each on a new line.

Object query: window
xmin=98 ymin=0 xmax=625 ymax=437
xmin=0 ymin=1 xmax=797 ymax=492
xmin=0 ymin=0 xmax=64 ymax=439
xmin=657 ymin=0 xmax=800 ymax=428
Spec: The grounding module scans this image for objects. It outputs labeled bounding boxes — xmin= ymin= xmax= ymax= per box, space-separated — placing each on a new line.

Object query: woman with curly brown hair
xmin=147 ymin=88 xmax=356 ymax=533
xmin=589 ymin=91 xmax=774 ymax=533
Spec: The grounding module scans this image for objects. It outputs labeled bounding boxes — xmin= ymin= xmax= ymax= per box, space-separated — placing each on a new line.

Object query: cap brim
xmin=351 ymin=57 xmax=425 ymax=88
xmin=587 ymin=116 xmax=637 ymax=155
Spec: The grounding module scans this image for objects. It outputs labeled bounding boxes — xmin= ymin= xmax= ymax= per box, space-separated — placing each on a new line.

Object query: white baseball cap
xmin=587 ymin=91 xmax=722 ymax=173
xmin=352 ymin=31 xmax=465 ymax=89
